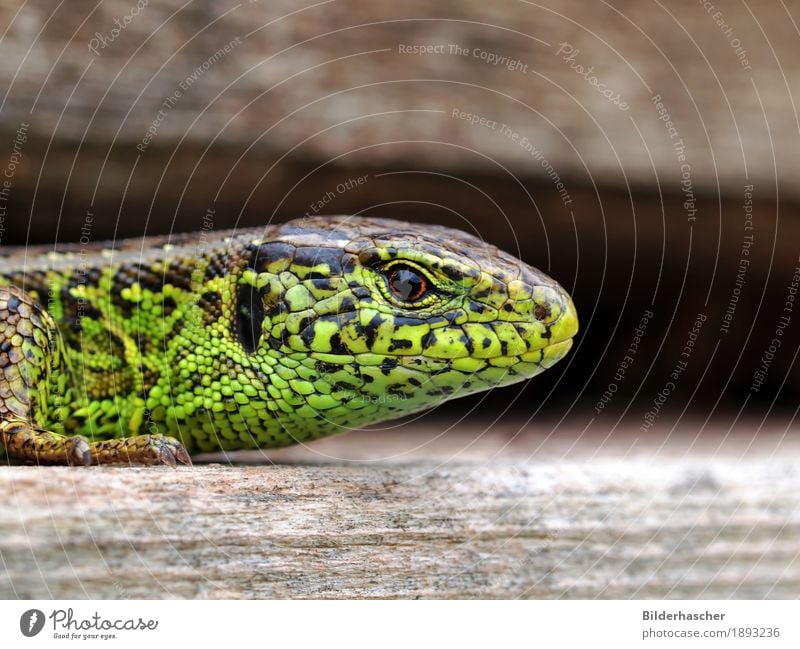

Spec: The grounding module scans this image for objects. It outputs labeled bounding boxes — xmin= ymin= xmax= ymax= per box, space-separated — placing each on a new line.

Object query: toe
xmin=67 ymin=437 xmax=91 ymax=466
xmin=158 ymin=442 xmax=178 ymax=468
xmin=173 ymin=443 xmax=193 ymax=467
xmin=142 ymin=435 xmax=192 ymax=467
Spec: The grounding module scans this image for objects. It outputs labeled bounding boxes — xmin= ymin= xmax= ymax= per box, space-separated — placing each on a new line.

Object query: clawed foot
xmin=1 ymin=423 xmax=193 ymax=467
xmin=91 ymin=434 xmax=193 ymax=467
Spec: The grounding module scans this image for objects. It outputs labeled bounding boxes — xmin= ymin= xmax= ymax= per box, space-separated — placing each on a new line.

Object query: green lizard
xmin=0 ymin=215 xmax=577 ymax=466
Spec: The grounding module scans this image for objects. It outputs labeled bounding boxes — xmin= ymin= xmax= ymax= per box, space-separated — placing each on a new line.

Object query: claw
xmin=161 ymin=444 xmax=177 ymax=467
xmin=142 ymin=435 xmax=192 ymax=468
xmin=174 ymin=445 xmax=193 ymax=467
xmin=67 ymin=436 xmax=91 ymax=466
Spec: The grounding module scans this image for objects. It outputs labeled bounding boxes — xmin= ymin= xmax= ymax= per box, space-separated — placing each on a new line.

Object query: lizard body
xmin=0 ymin=215 xmax=577 ymax=465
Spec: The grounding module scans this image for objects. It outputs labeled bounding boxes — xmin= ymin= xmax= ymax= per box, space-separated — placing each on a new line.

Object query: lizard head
xmin=236 ymin=215 xmax=578 ymax=441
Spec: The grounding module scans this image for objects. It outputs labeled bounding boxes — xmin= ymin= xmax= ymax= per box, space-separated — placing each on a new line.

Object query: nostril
xmin=531 ymin=285 xmax=571 ymax=325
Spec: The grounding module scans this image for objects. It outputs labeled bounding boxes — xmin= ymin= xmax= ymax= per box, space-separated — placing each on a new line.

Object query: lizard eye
xmin=384 ymin=264 xmax=429 ymax=303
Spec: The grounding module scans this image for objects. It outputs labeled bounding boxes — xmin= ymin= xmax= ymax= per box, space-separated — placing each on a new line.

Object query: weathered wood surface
xmin=1 ymin=427 xmax=798 ymax=599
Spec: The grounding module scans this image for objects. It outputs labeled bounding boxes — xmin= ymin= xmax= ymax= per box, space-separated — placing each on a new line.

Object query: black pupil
xmin=389 ymin=267 xmax=425 ymax=301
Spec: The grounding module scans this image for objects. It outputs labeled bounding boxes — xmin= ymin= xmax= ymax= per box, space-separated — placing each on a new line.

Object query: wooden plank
xmin=1 ymin=428 xmax=798 ymax=599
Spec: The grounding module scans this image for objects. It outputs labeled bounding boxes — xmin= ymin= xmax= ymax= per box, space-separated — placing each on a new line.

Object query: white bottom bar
xmin=2 ymin=600 xmax=798 ymax=648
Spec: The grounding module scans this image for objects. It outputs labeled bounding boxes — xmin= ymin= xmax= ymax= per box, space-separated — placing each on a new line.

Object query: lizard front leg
xmin=0 ymin=286 xmax=191 ymax=466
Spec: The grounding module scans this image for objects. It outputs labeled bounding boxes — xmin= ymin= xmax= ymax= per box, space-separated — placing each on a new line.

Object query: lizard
xmin=0 ymin=215 xmax=578 ymax=466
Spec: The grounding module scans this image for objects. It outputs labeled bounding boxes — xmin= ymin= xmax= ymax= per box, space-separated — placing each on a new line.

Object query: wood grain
xmin=1 ymin=427 xmax=798 ymax=599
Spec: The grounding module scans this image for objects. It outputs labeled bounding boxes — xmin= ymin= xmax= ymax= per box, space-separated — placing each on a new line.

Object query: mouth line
xmin=372 ymin=336 xmax=576 ymax=362
xmin=460 ymin=337 xmax=575 ymax=369
xmin=519 ymin=338 xmax=574 ymax=368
